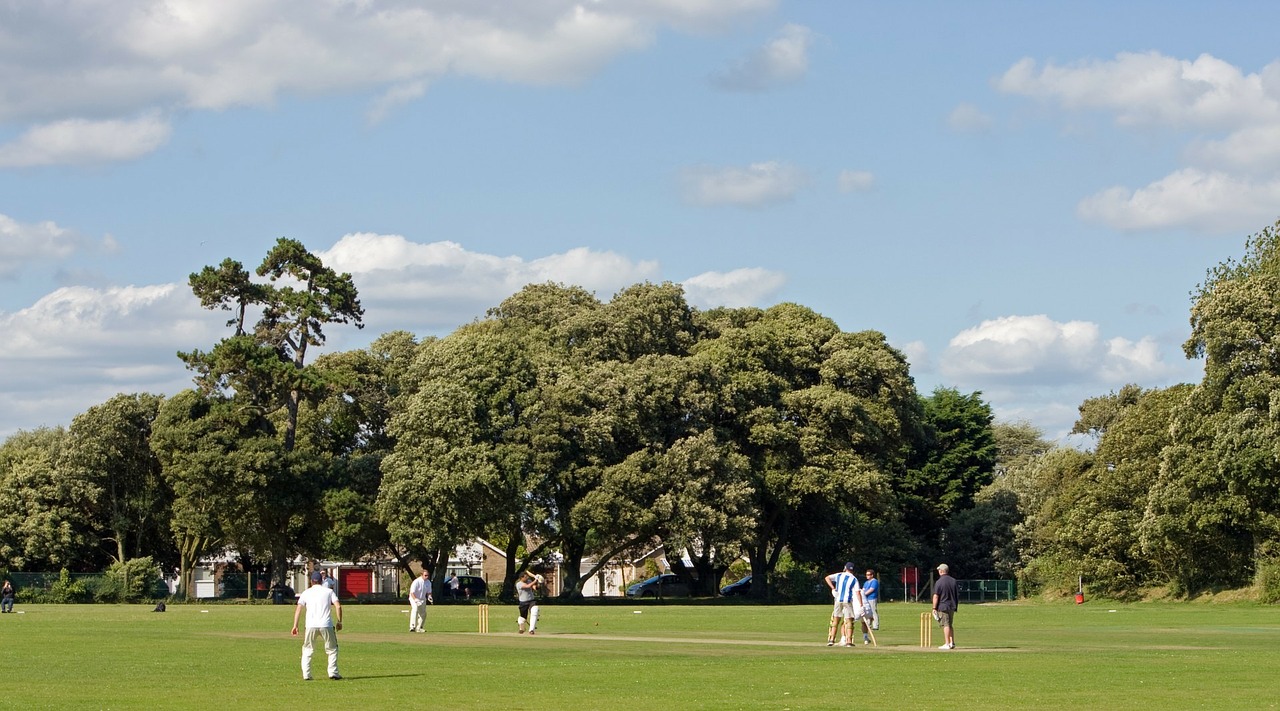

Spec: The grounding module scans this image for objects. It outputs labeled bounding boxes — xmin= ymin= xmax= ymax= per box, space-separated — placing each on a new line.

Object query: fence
xmin=956 ymin=579 xmax=1016 ymax=602
xmin=6 ymin=571 xmax=99 ymax=592
xmin=879 ymin=578 xmax=1016 ymax=602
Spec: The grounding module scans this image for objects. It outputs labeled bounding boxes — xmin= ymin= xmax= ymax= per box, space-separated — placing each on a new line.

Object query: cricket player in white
xmin=291 ymin=570 xmax=342 ymax=680
xmin=408 ymin=568 xmax=433 ymax=632
xmin=516 ymin=572 xmax=542 ymax=634
xmin=824 ymin=562 xmax=866 ymax=647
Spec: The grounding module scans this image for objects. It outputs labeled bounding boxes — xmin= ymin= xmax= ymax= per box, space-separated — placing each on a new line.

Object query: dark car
xmin=719 ymin=575 xmax=752 ymax=596
xmin=445 ymin=575 xmax=489 ymax=600
xmin=626 ymin=574 xmax=692 ymax=598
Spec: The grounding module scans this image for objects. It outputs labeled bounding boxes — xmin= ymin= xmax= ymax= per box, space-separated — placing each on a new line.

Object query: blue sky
xmin=2 ymin=0 xmax=1277 ymax=442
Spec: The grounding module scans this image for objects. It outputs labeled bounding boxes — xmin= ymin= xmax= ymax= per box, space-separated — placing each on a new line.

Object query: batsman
xmin=825 ymin=562 xmax=873 ymax=647
xmin=516 ymin=571 xmax=543 ymax=635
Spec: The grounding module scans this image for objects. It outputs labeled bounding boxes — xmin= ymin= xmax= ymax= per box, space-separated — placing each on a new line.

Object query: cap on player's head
xmin=936 ymin=563 xmax=949 ymax=574
xmin=844 ymin=562 xmax=856 ymax=571
xmin=311 ymin=570 xmax=325 ymax=584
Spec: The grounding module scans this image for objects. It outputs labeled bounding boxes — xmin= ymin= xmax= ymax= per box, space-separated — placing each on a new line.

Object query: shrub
xmin=46 ymin=569 xmax=92 ymax=604
xmin=773 ymin=553 xmax=823 ymax=603
xmin=1257 ymin=558 xmax=1280 ymax=604
xmin=97 ymin=558 xmax=163 ymax=603
xmin=1017 ymin=553 xmax=1079 ymax=599
xmin=723 ymin=559 xmax=750 ymax=582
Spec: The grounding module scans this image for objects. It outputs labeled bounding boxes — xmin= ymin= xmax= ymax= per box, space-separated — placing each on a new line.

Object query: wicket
xmin=477 ymin=604 xmax=489 ymax=634
xmin=919 ymin=611 xmax=933 ymax=647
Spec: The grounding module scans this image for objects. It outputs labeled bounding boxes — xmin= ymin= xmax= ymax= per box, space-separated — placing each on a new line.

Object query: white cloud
xmin=897 ymin=340 xmax=930 ymax=374
xmin=939 ymin=314 xmax=1178 ymax=385
xmin=318 ymin=233 xmax=661 ymax=333
xmin=998 ymin=51 xmax=1280 ymax=234
xmin=711 ymin=23 xmax=813 ymax=92
xmin=681 ymin=161 xmax=808 ymax=206
xmin=681 ymin=268 xmax=786 ymax=308
xmin=0 ymin=284 xmax=211 ymax=360
xmin=0 ymin=284 xmax=216 ymax=437
xmin=1077 ymin=168 xmax=1280 ymax=233
xmin=0 ymin=0 xmax=774 ymax=158
xmin=0 ymin=213 xmax=116 ymax=278
xmin=996 ymin=52 xmax=1280 ymax=130
xmin=0 ymin=114 xmax=172 ymax=167
xmin=366 ymin=80 xmax=429 ymax=126
xmin=934 ymin=314 xmax=1192 ymax=441
xmin=947 ymin=102 xmax=993 ymax=133
xmin=837 ymin=169 xmax=875 ymax=193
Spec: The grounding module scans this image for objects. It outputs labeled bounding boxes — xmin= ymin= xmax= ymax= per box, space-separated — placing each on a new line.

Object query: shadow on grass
xmin=335 ymin=673 xmax=427 ymax=681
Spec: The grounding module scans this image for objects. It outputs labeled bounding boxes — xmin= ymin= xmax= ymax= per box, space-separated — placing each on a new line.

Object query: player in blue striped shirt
xmin=824 ymin=562 xmax=867 ymax=647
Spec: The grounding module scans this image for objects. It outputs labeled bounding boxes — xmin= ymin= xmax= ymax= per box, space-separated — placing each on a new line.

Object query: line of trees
xmin=1001 ymin=220 xmax=1280 ymax=600
xmin=6 ymin=220 xmax=1280 ymax=602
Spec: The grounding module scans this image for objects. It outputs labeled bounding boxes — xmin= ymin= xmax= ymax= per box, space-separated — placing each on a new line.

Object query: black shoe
xmin=330 ymin=675 xmax=343 ymax=681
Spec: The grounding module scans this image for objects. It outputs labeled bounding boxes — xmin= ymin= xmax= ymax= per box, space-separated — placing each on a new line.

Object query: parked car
xmin=446 ymin=575 xmax=489 ymax=600
xmin=719 ymin=574 xmax=752 ymax=596
xmin=626 ymin=574 xmax=692 ymax=598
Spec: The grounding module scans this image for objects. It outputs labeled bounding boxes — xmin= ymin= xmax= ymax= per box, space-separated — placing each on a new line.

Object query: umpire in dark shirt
xmin=932 ymin=563 xmax=958 ymax=650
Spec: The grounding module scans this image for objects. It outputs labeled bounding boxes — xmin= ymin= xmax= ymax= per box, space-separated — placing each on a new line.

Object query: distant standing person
xmin=323 ymin=569 xmax=338 ymax=592
xmin=517 ymin=572 xmax=543 ymax=635
xmin=291 ymin=570 xmax=343 ymax=681
xmin=824 ymin=562 xmax=865 ymax=647
xmin=932 ymin=563 xmax=958 ymax=650
xmin=1 ymin=580 xmax=13 ymax=613
xmin=447 ymin=573 xmax=460 ymax=599
xmin=408 ymin=569 xmax=433 ymax=632
xmin=862 ymin=569 xmax=880 ymax=635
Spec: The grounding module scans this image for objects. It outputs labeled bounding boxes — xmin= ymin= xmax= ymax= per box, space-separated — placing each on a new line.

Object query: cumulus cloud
xmin=681 ymin=267 xmax=786 ymax=308
xmin=837 ymin=169 xmax=875 ymax=193
xmin=997 ymin=52 xmax=1280 ymax=130
xmin=932 ymin=314 xmax=1192 ymax=440
xmin=0 ymin=0 xmax=774 ymax=164
xmin=940 ymin=314 xmax=1176 ymax=384
xmin=1076 ymin=168 xmax=1280 ymax=233
xmin=681 ymin=161 xmax=808 ymax=206
xmin=947 ymin=102 xmax=993 ymax=133
xmin=997 ymin=51 xmax=1280 ymax=233
xmin=318 ymin=233 xmax=662 ymax=334
xmin=0 ymin=284 xmax=216 ymax=436
xmin=897 ymin=340 xmax=930 ymax=374
xmin=0 ymin=114 xmax=172 ymax=167
xmin=711 ymin=23 xmax=813 ymax=92
xmin=0 ymin=213 xmax=117 ymax=278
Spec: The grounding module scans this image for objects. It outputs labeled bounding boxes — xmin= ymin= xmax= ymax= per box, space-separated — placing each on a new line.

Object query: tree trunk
xmin=500 ymin=523 xmax=522 ymax=601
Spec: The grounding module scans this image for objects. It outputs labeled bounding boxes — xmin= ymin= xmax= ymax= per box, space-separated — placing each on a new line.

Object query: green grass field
xmin=1 ymin=599 xmax=1276 ymax=709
